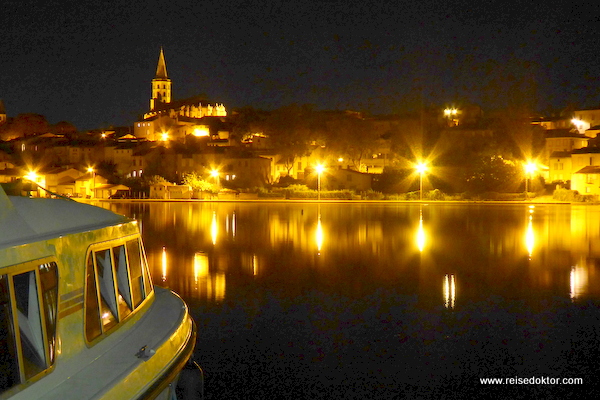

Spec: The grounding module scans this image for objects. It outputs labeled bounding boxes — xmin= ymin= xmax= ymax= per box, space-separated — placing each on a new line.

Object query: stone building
xmin=134 ymin=48 xmax=228 ymax=142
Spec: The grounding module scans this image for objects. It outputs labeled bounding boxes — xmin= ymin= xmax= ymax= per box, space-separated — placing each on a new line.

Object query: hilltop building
xmin=134 ymin=48 xmax=228 ymax=142
xmin=0 ymin=100 xmax=6 ymax=125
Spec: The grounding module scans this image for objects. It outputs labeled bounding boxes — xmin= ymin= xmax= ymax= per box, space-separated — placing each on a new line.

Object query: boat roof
xmin=1 ymin=185 xmax=130 ymax=249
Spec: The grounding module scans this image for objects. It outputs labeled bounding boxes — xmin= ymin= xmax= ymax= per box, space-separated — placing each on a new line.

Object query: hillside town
xmin=1 ymin=49 xmax=600 ymax=200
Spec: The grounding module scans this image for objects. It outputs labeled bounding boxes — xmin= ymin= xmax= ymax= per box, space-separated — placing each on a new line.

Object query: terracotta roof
xmin=549 ymin=151 xmax=572 ymax=158
xmin=545 ymin=129 xmax=585 ymax=138
xmin=575 ymin=166 xmax=600 ymax=174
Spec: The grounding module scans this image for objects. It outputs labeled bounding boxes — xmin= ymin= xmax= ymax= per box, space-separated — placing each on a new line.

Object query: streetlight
xmin=87 ymin=167 xmax=95 ymax=199
xmin=24 ymin=171 xmax=39 ymax=197
xmin=524 ymin=162 xmax=536 ymax=199
xmin=315 ymin=164 xmax=325 ymax=201
xmin=415 ymin=162 xmax=428 ymax=201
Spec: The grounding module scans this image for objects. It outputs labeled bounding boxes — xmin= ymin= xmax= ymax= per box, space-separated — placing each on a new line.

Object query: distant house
xmin=548 ymin=151 xmax=572 ymax=184
xmin=75 ymin=173 xmax=108 ymax=198
xmin=330 ymin=168 xmax=373 ymax=191
xmin=94 ymin=184 xmax=131 ymax=199
xmin=572 ymin=166 xmax=600 ymax=195
xmin=150 ymin=181 xmax=191 ymax=199
xmin=0 ymin=162 xmax=14 ymax=170
xmin=42 ymin=167 xmax=82 ymax=195
xmin=0 ymin=168 xmax=21 ymax=184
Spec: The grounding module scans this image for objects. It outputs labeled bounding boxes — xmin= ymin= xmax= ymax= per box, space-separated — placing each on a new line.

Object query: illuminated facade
xmin=571 ymin=147 xmax=600 ymax=194
xmin=545 ymin=129 xmax=588 ymax=184
xmin=134 ymin=48 xmax=228 ymax=141
xmin=571 ymin=109 xmax=600 ymax=136
xmin=0 ymin=99 xmax=6 ymax=125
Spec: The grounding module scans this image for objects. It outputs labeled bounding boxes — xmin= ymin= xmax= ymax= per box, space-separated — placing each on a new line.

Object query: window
xmin=587 ymin=175 xmax=595 ymax=184
xmin=1 ymin=260 xmax=58 ymax=394
xmin=85 ymin=237 xmax=153 ymax=342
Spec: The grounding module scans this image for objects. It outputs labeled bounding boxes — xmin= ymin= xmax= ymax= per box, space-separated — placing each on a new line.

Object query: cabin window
xmin=85 ymin=237 xmax=153 ymax=343
xmin=94 ymin=249 xmax=119 ymax=332
xmin=0 ymin=260 xmax=58 ymax=394
xmin=0 ymin=275 xmax=19 ymax=392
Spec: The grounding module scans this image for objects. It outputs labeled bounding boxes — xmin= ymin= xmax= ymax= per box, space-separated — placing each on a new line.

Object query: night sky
xmin=2 ymin=0 xmax=600 ymax=130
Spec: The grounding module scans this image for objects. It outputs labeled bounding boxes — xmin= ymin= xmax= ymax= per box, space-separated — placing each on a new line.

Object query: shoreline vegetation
xmin=93 ymin=188 xmax=596 ymax=204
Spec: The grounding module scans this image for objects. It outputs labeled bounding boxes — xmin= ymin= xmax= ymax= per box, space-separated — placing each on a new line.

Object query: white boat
xmin=0 ymin=185 xmax=202 ymax=399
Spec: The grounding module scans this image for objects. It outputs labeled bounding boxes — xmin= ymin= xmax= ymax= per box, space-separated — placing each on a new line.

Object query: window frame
xmin=84 ymin=235 xmax=153 ymax=345
xmin=0 ymin=257 xmax=58 ymax=396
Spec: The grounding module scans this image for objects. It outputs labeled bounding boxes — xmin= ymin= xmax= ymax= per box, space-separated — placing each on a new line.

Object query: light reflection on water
xmin=103 ymin=202 xmax=600 ymax=308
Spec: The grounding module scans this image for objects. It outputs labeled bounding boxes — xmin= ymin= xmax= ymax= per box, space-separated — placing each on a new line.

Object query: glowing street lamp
xmin=87 ymin=167 xmax=95 ymax=199
xmin=24 ymin=171 xmax=39 ymax=197
xmin=24 ymin=171 xmax=38 ymax=182
xmin=444 ymin=108 xmax=458 ymax=116
xmin=524 ymin=162 xmax=536 ymax=199
xmin=415 ymin=162 xmax=428 ymax=201
xmin=315 ymin=164 xmax=325 ymax=201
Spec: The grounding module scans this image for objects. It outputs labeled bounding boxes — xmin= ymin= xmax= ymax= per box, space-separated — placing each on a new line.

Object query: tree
xmin=50 ymin=121 xmax=78 ymax=137
xmin=230 ymin=106 xmax=269 ymax=143
xmin=182 ymin=172 xmax=216 ymax=193
xmin=264 ymin=105 xmax=322 ymax=175
xmin=0 ymin=113 xmax=49 ymax=139
xmin=465 ymin=155 xmax=521 ymax=193
xmin=324 ymin=112 xmax=380 ymax=171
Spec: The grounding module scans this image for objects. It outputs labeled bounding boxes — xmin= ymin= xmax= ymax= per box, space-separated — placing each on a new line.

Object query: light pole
xmin=416 ymin=162 xmax=428 ymax=201
xmin=210 ymin=169 xmax=220 ymax=191
xmin=315 ymin=164 xmax=325 ymax=201
xmin=524 ymin=162 xmax=536 ymax=199
xmin=87 ymin=167 xmax=95 ymax=199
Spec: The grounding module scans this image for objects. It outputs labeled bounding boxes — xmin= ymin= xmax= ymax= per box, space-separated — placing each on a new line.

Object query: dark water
xmin=104 ymin=202 xmax=600 ymax=398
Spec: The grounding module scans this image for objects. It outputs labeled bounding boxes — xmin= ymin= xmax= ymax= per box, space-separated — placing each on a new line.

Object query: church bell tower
xmin=150 ymin=47 xmax=172 ymax=110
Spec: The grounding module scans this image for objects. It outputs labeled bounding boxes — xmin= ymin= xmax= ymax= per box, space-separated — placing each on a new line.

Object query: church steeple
xmin=150 ymin=47 xmax=172 ymax=110
xmin=155 ymin=47 xmax=168 ymax=79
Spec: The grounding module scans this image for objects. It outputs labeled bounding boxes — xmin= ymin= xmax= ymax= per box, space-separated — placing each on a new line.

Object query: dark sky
xmin=2 ymin=0 xmax=600 ymax=130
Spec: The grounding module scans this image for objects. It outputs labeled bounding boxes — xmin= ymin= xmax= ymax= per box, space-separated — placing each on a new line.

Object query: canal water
xmin=104 ymin=202 xmax=600 ymax=398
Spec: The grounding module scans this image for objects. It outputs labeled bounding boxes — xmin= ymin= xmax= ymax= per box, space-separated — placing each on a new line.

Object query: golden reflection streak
xmin=253 ymin=254 xmax=258 ymax=276
xmin=525 ymin=206 xmax=535 ymax=258
xmin=232 ymin=211 xmax=236 ymax=238
xmin=161 ymin=246 xmax=167 ymax=281
xmin=215 ymin=273 xmax=226 ymax=301
xmin=570 ymin=265 xmax=588 ymax=300
xmin=211 ymin=211 xmax=218 ymax=245
xmin=316 ymin=213 xmax=323 ymax=255
xmin=193 ymin=252 xmax=209 ymax=285
xmin=444 ymin=274 xmax=456 ymax=309
xmin=417 ymin=208 xmax=426 ymax=252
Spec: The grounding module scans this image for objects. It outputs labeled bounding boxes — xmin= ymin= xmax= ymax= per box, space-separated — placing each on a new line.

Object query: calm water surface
xmin=104 ymin=202 xmax=600 ymax=306
xmin=102 ymin=202 xmax=600 ymax=398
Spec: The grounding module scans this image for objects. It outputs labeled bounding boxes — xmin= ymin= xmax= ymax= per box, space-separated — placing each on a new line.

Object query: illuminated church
xmin=134 ymin=48 xmax=228 ymax=142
